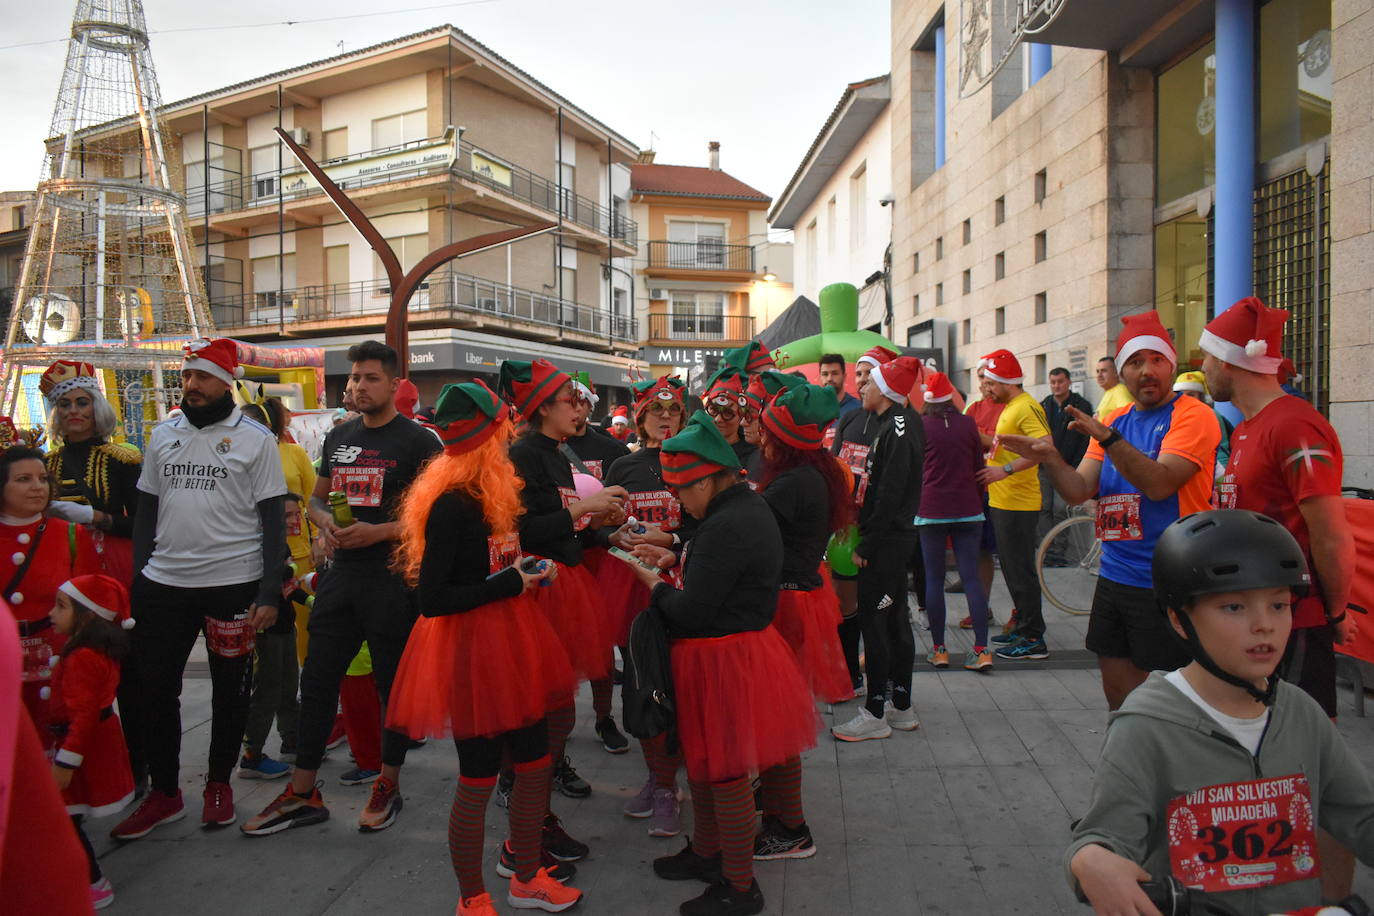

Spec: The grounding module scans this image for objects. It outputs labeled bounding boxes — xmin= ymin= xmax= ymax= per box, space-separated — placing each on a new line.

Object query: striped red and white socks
xmin=448 ymin=775 xmax=495 ymax=898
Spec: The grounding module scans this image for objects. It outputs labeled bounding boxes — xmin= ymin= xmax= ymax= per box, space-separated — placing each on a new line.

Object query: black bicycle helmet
xmin=1152 ymin=510 xmax=1310 ymax=705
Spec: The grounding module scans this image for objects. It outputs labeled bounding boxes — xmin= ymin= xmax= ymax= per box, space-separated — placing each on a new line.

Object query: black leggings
xmin=856 ymin=536 xmax=917 ymax=717
xmin=71 ymin=814 xmax=101 ymax=883
xmin=454 ymin=719 xmax=549 ymax=779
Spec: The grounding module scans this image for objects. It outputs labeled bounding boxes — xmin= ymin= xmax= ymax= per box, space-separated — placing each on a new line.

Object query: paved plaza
xmin=90 ymin=582 xmax=1374 ymax=915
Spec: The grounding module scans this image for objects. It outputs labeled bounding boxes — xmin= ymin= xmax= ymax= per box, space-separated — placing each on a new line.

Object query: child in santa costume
xmin=48 ymin=574 xmax=136 ymax=910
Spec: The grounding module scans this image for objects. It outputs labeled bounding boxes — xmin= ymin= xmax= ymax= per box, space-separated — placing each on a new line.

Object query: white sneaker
xmin=914 ymin=608 xmax=930 ymax=631
xmin=831 ymin=707 xmax=893 ymax=742
xmin=886 ymin=705 xmax=920 ymax=731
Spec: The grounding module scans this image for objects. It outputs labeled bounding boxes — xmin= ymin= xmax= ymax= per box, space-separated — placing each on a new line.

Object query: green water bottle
xmin=328 ymin=491 xmax=355 ymax=527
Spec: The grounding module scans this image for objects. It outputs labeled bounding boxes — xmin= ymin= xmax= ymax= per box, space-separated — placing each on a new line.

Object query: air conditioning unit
xmin=648 ymin=288 xmax=668 ymax=301
xmin=477 ymin=296 xmax=500 ymax=312
xmin=288 ymin=127 xmax=310 ymax=146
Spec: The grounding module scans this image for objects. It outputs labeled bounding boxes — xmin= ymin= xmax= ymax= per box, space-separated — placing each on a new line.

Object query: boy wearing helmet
xmin=1067 ymin=510 xmax=1374 ymax=916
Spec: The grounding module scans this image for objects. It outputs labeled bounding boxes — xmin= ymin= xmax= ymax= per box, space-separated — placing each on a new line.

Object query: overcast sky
xmin=0 ymin=0 xmax=891 ymax=211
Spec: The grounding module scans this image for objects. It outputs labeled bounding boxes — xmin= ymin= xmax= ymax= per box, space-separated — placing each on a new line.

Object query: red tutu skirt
xmin=773 ymin=586 xmax=852 ymax=704
xmin=596 ymin=555 xmax=653 ymax=647
xmin=533 ymin=562 xmax=613 ymax=681
xmin=581 ymin=545 xmax=607 ymax=577
xmin=671 ymin=628 xmax=820 ymax=783
xmin=387 ymin=594 xmax=576 ymax=741
xmin=58 ymin=716 xmax=135 ymax=817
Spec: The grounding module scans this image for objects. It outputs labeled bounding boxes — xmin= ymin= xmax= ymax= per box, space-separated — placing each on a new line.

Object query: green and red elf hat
xmin=660 ymin=410 xmax=743 ymax=488
xmin=632 ymin=375 xmax=686 ymax=420
xmin=761 ymin=382 xmax=841 ymax=450
xmin=742 ymin=369 xmax=804 ymax=411
xmin=498 ymin=358 xmax=571 ymax=418
xmin=429 ymin=379 xmax=511 ymax=455
xmin=722 ymin=340 xmax=777 ymax=375
xmin=701 ymin=364 xmax=746 ymax=408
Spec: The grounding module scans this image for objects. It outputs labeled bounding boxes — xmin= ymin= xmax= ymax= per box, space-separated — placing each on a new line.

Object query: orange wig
xmin=392 ymin=418 xmax=524 ymax=586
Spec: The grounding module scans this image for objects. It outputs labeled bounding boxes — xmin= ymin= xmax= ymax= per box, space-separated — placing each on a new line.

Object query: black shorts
xmin=1085 ymin=576 xmax=1191 ymax=672
xmin=1280 ymin=626 xmax=1337 ymax=718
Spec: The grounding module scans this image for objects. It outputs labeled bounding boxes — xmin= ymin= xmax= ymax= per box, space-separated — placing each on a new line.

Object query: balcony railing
xmin=646 ymin=240 xmax=754 ymax=272
xmin=211 ymin=270 xmax=637 ymax=344
xmin=647 ymin=312 xmax=755 ymax=343
xmin=184 ymin=132 xmax=637 ymax=246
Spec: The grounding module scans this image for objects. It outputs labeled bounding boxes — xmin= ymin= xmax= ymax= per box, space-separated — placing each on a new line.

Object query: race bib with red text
xmin=558 ymin=487 xmax=594 ymax=531
xmin=1216 ymin=474 xmax=1238 ymax=510
xmin=487 ymin=531 xmax=521 ymax=575
xmin=331 ymin=466 xmax=384 ymax=508
xmin=1096 ymin=493 xmax=1144 ymax=541
xmin=626 ymin=490 xmax=681 ymax=532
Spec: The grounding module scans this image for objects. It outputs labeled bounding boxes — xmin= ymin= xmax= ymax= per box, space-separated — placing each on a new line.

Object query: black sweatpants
xmin=295 ymin=564 xmax=417 ymax=772
xmin=989 ymin=507 xmax=1045 ymax=641
xmin=129 ymin=574 xmax=258 ymax=791
xmin=856 ymin=535 xmax=917 ymax=718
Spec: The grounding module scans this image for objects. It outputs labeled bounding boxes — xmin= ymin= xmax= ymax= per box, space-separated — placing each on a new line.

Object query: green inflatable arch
xmin=770 ymin=282 xmax=901 ymax=369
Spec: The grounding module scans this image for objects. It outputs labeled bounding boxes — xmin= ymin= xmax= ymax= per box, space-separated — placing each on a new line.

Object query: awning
xmin=1030 ymin=0 xmax=1215 ymax=68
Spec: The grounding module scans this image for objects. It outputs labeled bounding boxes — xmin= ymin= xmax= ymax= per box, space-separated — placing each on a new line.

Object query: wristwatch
xmin=1099 ymin=430 xmax=1123 ymax=449
xmin=1002 ymin=462 xmax=1015 ymax=475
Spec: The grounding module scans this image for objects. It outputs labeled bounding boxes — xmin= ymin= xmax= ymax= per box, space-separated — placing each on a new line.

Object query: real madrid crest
xmin=216 ymin=436 xmax=232 ymax=455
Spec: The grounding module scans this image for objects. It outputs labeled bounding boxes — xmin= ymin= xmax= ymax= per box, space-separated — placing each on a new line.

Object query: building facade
xmin=0 ymin=192 xmax=34 ymax=336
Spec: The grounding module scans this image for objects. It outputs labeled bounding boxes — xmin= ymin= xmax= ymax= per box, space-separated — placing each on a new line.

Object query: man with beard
xmin=999 ymin=312 xmax=1219 ymax=709
xmin=818 ymin=353 xmax=860 ymax=417
xmin=111 ymin=339 xmax=286 ymax=840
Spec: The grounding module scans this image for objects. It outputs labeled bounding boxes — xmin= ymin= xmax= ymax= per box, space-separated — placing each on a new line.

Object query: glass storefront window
xmin=1156 ymin=42 xmax=1216 ymax=205
xmin=1259 ymin=0 xmax=1332 ymax=162
xmin=1155 ymin=217 xmax=1210 ymax=367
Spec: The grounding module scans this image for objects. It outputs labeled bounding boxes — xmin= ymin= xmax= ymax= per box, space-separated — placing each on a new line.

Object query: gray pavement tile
xmin=961 ymin=709 xmax=1036 ymax=767
xmin=846 ymin=841 xmax=919 ymax=913
xmin=971 ymin=844 xmax=1081 ymax=915
xmin=918 ymin=709 xmax=987 ymax=768
xmin=942 ymin=765 xmax=1027 ymax=849
xmin=906 ymin=844 xmax=994 ymax=914
xmin=1048 ymin=668 xmax=1110 ymax=709
xmin=890 ymin=766 xmax=964 ymax=846
xmin=1018 ymin=670 xmax=1090 ymax=711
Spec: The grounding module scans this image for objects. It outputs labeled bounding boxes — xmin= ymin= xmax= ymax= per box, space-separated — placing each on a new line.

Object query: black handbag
xmin=621 ymin=604 xmax=678 ymax=754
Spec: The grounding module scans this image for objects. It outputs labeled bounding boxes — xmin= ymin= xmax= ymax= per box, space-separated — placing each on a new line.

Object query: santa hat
xmin=40 ymin=359 xmax=101 ymax=405
xmin=1277 ymin=357 xmax=1302 ymax=385
xmin=702 ymin=365 xmax=746 ymax=408
xmin=632 ymin=376 xmax=686 ymax=420
xmin=761 ymin=383 xmax=840 ymax=450
xmin=978 ymin=349 xmax=1023 ymax=385
xmin=722 ymin=340 xmax=776 ymax=375
xmin=1199 ymin=296 xmax=1287 ymax=375
xmin=394 ymin=378 xmax=420 ymax=419
xmin=742 ymin=370 xmax=802 ymax=410
xmin=182 ymin=338 xmax=243 ymax=388
xmin=1173 ymin=370 xmax=1207 ymax=394
xmin=429 ymin=380 xmax=510 ymax=455
xmin=59 ymin=574 xmax=134 ymax=631
xmin=1114 ymin=311 xmax=1177 ymax=372
xmin=610 ymin=405 xmax=630 ymax=426
xmin=923 ymin=370 xmax=955 ymax=403
xmin=498 ymin=359 xmax=571 ymax=417
xmin=569 ymin=371 xmax=598 ymax=407
xmin=871 ymin=357 xmax=922 ymax=405
xmin=856 ymin=345 xmax=899 ymax=370
xmin=660 ymin=410 xmax=742 ymax=488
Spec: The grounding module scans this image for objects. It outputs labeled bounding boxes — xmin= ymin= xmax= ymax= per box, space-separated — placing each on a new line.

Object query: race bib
xmin=627 ymin=490 xmax=681 ymax=532
xmin=581 ymin=459 xmax=604 ymax=480
xmin=823 ymin=426 xmax=836 ymax=450
xmin=558 ymin=487 xmax=594 ymax=531
xmin=487 ymin=531 xmax=521 ymax=575
xmin=332 ymin=466 xmax=384 ymax=508
xmin=838 ymin=442 xmax=871 ymax=506
xmin=1167 ymin=774 xmax=1320 ymax=893
xmin=204 ymin=615 xmax=257 ymax=659
xmin=19 ymin=635 xmax=54 ymax=683
xmin=1216 ymin=474 xmax=1238 ymax=510
xmin=1095 ymin=493 xmax=1143 ymax=541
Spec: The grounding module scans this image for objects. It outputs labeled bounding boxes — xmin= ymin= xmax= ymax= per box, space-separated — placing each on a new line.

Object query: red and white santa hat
xmin=1199 ymin=297 xmax=1287 ymax=375
xmin=610 ymin=405 xmax=630 ymax=426
xmin=1114 ymin=310 xmax=1177 ymax=372
xmin=923 ymin=370 xmax=955 ymax=403
xmin=59 ymin=574 xmax=134 ymax=631
xmin=978 ymin=349 xmax=1023 ymax=385
xmin=856 ymin=345 xmax=899 ymax=370
xmin=182 ymin=338 xmax=244 ymax=387
xmin=871 ymin=356 xmax=921 ymax=406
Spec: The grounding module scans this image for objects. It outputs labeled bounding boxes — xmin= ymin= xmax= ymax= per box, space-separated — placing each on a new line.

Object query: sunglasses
xmin=646 ymin=402 xmax=683 ymax=416
xmin=705 ymin=403 xmax=740 ymax=420
xmin=550 ymin=395 xmax=581 ymax=407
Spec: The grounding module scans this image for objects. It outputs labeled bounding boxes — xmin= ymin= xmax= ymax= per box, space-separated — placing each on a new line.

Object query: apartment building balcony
xmin=185 ymin=130 xmax=637 ymax=255
xmin=645 ymin=311 xmax=755 ymax=347
xmin=643 ymin=241 xmax=756 ymax=280
xmin=211 ymin=269 xmax=637 ymax=352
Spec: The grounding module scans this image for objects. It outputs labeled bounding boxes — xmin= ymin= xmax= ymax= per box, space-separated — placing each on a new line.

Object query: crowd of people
xmin=0 ymin=293 xmax=1372 ymax=916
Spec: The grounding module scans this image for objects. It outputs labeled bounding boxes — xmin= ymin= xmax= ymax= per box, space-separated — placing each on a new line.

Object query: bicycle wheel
xmin=1037 ymin=515 xmax=1100 ymax=615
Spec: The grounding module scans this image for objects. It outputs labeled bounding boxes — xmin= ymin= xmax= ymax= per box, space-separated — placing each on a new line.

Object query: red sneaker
xmin=507 ymin=867 xmax=582 ymax=911
xmin=109 ymin=789 xmax=185 ymax=840
xmin=457 ymin=892 xmax=498 ymax=915
xmin=202 ymin=780 xmax=236 ymax=828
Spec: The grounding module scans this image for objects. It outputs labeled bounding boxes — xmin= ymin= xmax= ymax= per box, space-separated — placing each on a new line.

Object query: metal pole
xmin=1028 ymin=43 xmax=1052 ymax=84
xmin=203 ymin=105 xmax=211 ymax=313
xmin=1213 ymin=0 xmax=1256 ymax=315
xmin=278 ymin=84 xmax=285 ymax=334
xmin=95 ymin=190 xmax=106 ymax=346
xmin=1312 ymin=166 xmax=1323 ymax=410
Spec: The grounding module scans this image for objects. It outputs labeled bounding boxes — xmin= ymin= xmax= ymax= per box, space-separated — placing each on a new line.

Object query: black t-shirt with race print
xmin=318 ymin=414 xmax=441 ymax=568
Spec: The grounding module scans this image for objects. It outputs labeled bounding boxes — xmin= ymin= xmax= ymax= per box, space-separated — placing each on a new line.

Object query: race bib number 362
xmin=1167 ymin=774 xmax=1320 ymax=893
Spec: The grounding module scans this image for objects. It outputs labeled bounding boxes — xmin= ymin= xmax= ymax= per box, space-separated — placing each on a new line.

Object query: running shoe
xmin=358 ymin=776 xmax=402 ymax=832
xmin=552 ymin=757 xmax=590 ymax=798
xmin=507 ymin=866 xmax=582 ymax=912
xmin=240 ymin=784 xmax=330 ymax=836
xmin=595 ymin=716 xmax=630 ymax=754
xmin=653 ymin=841 xmax=723 ymax=882
xmin=339 ymin=766 xmax=381 ymax=786
xmin=964 ymin=648 xmax=994 ymax=671
xmin=237 ymin=753 xmax=290 ymax=780
xmin=648 ymin=787 xmax=680 ymax=837
xmin=1003 ymin=612 xmax=1019 ymax=635
xmin=325 ymin=715 xmax=348 ymax=750
xmin=496 ymin=840 xmax=577 ymax=882
xmin=457 ymin=891 xmax=499 ymax=916
xmin=831 ymin=707 xmax=892 ymax=742
xmin=927 ymin=645 xmax=950 ymax=669
xmin=679 ymin=879 xmax=765 ymax=916
xmin=886 ymin=704 xmax=920 ymax=732
xmin=753 ymin=816 xmax=816 ymax=860
xmin=202 ymin=780 xmax=236 ymax=828
xmin=849 ymin=676 xmax=866 ymax=698
xmin=623 ymin=773 xmax=654 ymax=818
xmin=959 ymin=613 xmax=1000 ymax=630
xmin=914 ymin=608 xmax=930 ymax=630
xmin=990 ymin=631 xmax=1020 ymax=645
xmin=90 ymin=877 xmax=115 ymax=910
xmin=495 ymin=769 xmax=515 ymax=809
xmin=542 ymin=813 xmax=589 ymax=862
xmin=109 ymin=788 xmax=184 ymax=840
xmin=995 ymin=638 xmax=1049 ymax=661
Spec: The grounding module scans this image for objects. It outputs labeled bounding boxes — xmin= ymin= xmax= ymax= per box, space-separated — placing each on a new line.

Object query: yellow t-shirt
xmin=988 ymin=391 xmax=1051 ymax=511
xmin=1095 ymin=383 xmax=1133 ymax=423
xmin=279 ymin=440 xmax=317 ymax=561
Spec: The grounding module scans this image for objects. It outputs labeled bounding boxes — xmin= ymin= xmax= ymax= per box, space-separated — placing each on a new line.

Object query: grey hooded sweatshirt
xmin=1066 ymin=671 xmax=1374 ymax=916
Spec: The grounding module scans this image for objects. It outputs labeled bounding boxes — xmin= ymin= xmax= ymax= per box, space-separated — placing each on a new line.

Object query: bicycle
xmin=1036 ymin=503 xmax=1101 ymax=616
xmin=1134 ymin=876 xmax=1371 ymax=916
